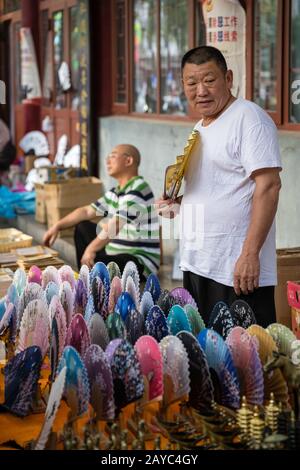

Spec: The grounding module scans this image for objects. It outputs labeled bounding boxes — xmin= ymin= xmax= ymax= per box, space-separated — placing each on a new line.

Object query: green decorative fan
xmin=266 ymin=323 xmax=296 ymax=357
xmin=184 ymin=304 xmax=206 ymax=336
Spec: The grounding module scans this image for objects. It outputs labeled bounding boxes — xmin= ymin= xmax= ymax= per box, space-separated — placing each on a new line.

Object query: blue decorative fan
xmin=1 ymin=346 xmax=42 ymax=417
xmin=5 ymin=284 xmax=19 ymax=310
xmin=140 ymin=291 xmax=154 ymax=320
xmin=144 ymin=274 xmax=161 ymax=303
xmin=145 ymin=305 xmax=170 ymax=342
xmin=208 ymin=301 xmax=236 ymax=339
xmin=57 ymin=346 xmax=90 ymax=417
xmin=167 ymin=305 xmax=192 ymax=336
xmin=115 ymin=292 xmax=136 ymax=322
xmin=230 ymin=300 xmax=256 ymax=329
xmin=84 ymin=295 xmax=96 ymax=325
xmin=197 ymin=328 xmax=240 ymax=409
xmin=90 ymin=262 xmax=110 ymax=305
xmin=45 ymin=281 xmax=59 ymax=306
xmin=13 ymin=268 xmax=27 ymax=296
xmin=177 ymin=331 xmax=213 ymax=411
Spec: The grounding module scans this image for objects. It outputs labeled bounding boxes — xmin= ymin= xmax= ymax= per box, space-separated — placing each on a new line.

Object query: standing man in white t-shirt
xmin=157 ymin=46 xmax=282 ymax=327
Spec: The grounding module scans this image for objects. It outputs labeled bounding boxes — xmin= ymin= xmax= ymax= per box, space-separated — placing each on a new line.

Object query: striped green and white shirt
xmin=91 ymin=176 xmax=160 ymax=276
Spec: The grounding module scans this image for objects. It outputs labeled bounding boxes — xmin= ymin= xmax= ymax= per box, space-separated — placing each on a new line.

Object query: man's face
xmin=105 ymin=145 xmax=130 ymax=177
xmin=182 ymin=60 xmax=233 ymax=118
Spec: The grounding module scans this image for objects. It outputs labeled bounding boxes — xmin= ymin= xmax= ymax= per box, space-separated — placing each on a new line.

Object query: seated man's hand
xmin=155 ymin=195 xmax=181 ymax=219
xmin=81 ymin=248 xmax=96 ymax=269
xmin=43 ymin=225 xmax=59 ymax=247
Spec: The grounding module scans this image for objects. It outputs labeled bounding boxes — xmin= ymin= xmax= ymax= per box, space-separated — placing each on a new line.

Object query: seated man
xmin=43 ymin=144 xmax=160 ymax=280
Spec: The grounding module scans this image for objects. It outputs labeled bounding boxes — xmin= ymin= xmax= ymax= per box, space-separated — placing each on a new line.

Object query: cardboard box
xmin=275 ymin=248 xmax=300 ymax=327
xmin=35 ymin=183 xmax=47 ymax=223
xmin=287 ymin=280 xmax=300 ymax=338
xmin=44 ymin=177 xmax=102 ymax=209
xmin=24 ymin=154 xmax=37 ymax=174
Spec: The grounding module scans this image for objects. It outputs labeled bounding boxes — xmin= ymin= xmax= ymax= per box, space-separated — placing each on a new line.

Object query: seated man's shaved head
xmin=119 ymin=144 xmax=141 ymax=168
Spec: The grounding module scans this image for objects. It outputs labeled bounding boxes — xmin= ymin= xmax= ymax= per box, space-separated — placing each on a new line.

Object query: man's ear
xmin=125 ymin=155 xmax=134 ymax=167
xmin=226 ymin=69 xmax=233 ymax=90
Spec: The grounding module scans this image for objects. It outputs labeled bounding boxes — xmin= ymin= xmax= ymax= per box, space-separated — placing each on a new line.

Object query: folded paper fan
xmin=159 ymin=335 xmax=190 ymax=405
xmin=17 ymin=298 xmax=49 ymax=358
xmin=49 ymin=296 xmax=67 ymax=361
xmin=83 ymin=344 xmax=115 ymax=420
xmin=58 ymin=265 xmax=76 ymax=291
xmin=28 ymin=265 xmax=42 ymax=285
xmin=107 ymin=261 xmax=121 ymax=282
xmin=144 ymin=274 xmax=161 ymax=303
xmin=57 ymin=346 xmax=90 ymax=417
xmin=35 ymin=367 xmax=67 ymax=449
xmin=145 ymin=305 xmax=170 ymax=342
xmin=91 ymin=276 xmax=107 ymax=318
xmin=226 ymin=327 xmax=264 ymax=405
xmin=170 ymin=287 xmax=197 ymax=310
xmin=19 ymin=131 xmax=49 ymax=156
xmin=247 ymin=324 xmax=289 ymax=404
xmin=88 ymin=312 xmax=109 ymax=351
xmin=230 ymin=300 xmax=256 ymax=329
xmin=84 ymin=295 xmax=96 ymax=325
xmin=125 ymin=275 xmax=140 ymax=308
xmin=184 ymin=304 xmax=205 ymax=336
xmin=198 ymin=328 xmax=240 ymax=409
xmin=74 ymin=279 xmax=88 ymax=315
xmin=79 ymin=264 xmax=90 ymax=292
xmin=17 ymin=282 xmax=45 ymax=329
xmin=135 ymin=335 xmax=163 ymax=402
xmin=177 ymin=331 xmax=213 ymax=411
xmin=157 ymin=289 xmax=177 ymax=317
xmin=1 ymin=346 xmax=42 ymax=417
xmin=50 ymin=317 xmax=59 ymax=383
xmin=42 ymin=266 xmax=60 ymax=289
xmin=124 ymin=308 xmax=144 ymax=345
xmin=0 ymin=303 xmax=17 ymax=343
xmin=45 ymin=281 xmax=59 ymax=306
xmin=140 ymin=291 xmax=154 ymax=320
xmin=167 ymin=305 xmax=192 ymax=336
xmin=105 ymin=311 xmax=127 ymax=341
xmin=65 ymin=313 xmax=90 ymax=357
xmin=108 ymin=276 xmax=122 ymax=314
xmin=13 ymin=268 xmax=27 ymax=295
xmin=266 ymin=323 xmax=296 ymax=357
xmin=115 ymin=292 xmax=136 ymax=322
xmin=121 ymin=261 xmax=140 ymax=292
xmin=90 ymin=262 xmax=110 ymax=302
xmin=59 ymin=281 xmax=74 ymax=327
xmin=208 ymin=301 xmax=236 ymax=339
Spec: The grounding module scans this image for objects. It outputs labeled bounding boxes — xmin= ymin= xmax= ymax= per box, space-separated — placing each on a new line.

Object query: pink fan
xmin=65 ymin=313 xmax=90 ymax=357
xmin=125 ymin=275 xmax=140 ymax=308
xmin=28 ymin=265 xmax=42 ymax=285
xmin=159 ymin=335 xmax=190 ymax=405
xmin=58 ymin=265 xmax=76 ymax=291
xmin=42 ymin=266 xmax=60 ymax=289
xmin=17 ymin=298 xmax=49 ymax=357
xmin=49 ymin=295 xmax=67 ymax=359
xmin=59 ymin=281 xmax=74 ymax=327
xmin=108 ymin=276 xmax=122 ymax=314
xmin=79 ymin=264 xmax=90 ymax=292
xmin=135 ymin=335 xmax=163 ymax=402
xmin=226 ymin=327 xmax=264 ymax=405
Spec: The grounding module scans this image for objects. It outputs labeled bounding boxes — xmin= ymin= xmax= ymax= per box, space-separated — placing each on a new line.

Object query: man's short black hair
xmin=181 ymin=46 xmax=228 ymax=74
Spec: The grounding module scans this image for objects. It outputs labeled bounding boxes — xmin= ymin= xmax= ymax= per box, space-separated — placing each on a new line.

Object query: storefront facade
xmin=0 ymin=0 xmax=299 ymax=248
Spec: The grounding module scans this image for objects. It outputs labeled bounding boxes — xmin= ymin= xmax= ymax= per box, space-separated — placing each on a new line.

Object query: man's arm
xmin=81 ymin=216 xmax=126 ymax=268
xmin=233 ymin=168 xmax=281 ymax=295
xmin=43 ymin=205 xmax=99 ymax=246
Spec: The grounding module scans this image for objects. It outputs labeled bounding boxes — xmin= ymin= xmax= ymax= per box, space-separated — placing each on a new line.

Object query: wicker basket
xmin=0 ymin=228 xmax=33 ymax=253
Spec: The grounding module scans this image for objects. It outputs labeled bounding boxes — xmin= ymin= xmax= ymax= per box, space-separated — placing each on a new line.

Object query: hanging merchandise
xmin=20 ymin=27 xmax=42 ymax=99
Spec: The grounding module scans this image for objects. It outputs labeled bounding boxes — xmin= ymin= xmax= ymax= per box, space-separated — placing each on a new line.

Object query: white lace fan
xmin=79 ymin=264 xmax=90 ymax=292
xmin=63 ymin=145 xmax=80 ymax=168
xmin=17 ymin=298 xmax=49 ymax=358
xmin=121 ymin=261 xmax=140 ymax=292
xmin=42 ymin=266 xmax=60 ymax=289
xmin=59 ymin=281 xmax=74 ymax=327
xmin=54 ymin=134 xmax=68 ymax=166
xmin=125 ymin=275 xmax=140 ymax=309
xmin=35 ymin=366 xmax=67 ymax=450
xmin=19 ymin=131 xmax=49 ymax=156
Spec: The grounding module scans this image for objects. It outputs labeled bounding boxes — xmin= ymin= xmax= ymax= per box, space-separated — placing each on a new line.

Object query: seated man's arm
xmin=233 ymin=168 xmax=281 ymax=295
xmin=81 ymin=216 xmax=126 ymax=268
xmin=43 ymin=205 xmax=99 ymax=246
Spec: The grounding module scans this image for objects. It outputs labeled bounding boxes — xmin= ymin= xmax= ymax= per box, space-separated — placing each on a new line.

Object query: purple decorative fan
xmin=208 ymin=301 xmax=236 ymax=339
xmin=144 ymin=274 xmax=161 ymax=303
xmin=74 ymin=279 xmax=88 ymax=315
xmin=106 ymin=339 xmax=144 ymax=411
xmin=65 ymin=313 xmax=91 ymax=357
xmin=79 ymin=264 xmax=90 ymax=292
xmin=59 ymin=281 xmax=74 ymax=327
xmin=90 ymin=262 xmax=110 ymax=306
xmin=108 ymin=276 xmax=122 ymax=314
xmin=135 ymin=335 xmax=163 ymax=402
xmin=226 ymin=327 xmax=264 ymax=405
xmin=17 ymin=298 xmax=49 ymax=358
xmin=177 ymin=331 xmax=214 ymax=412
xmin=91 ymin=276 xmax=107 ymax=319
xmin=57 ymin=346 xmax=90 ymax=417
xmin=88 ymin=312 xmax=109 ymax=351
xmin=42 ymin=266 xmax=60 ymax=289
xmin=145 ymin=305 xmax=170 ymax=342
xmin=58 ymin=265 xmax=76 ymax=290
xmin=105 ymin=338 xmax=123 ymax=364
xmin=170 ymin=287 xmax=197 ymax=310
xmin=84 ymin=344 xmax=115 ymax=420
xmin=1 ymin=346 xmax=42 ymax=417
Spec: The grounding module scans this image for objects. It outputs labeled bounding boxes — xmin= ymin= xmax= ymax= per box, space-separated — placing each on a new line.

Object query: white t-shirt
xmin=179 ymin=97 xmax=282 ymax=287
